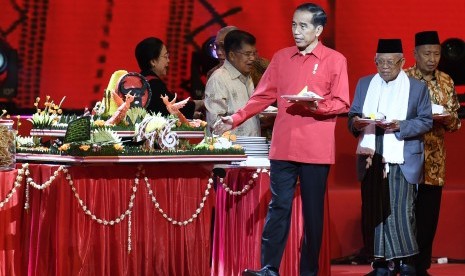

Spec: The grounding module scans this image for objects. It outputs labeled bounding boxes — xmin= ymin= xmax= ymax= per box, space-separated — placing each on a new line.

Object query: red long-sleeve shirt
xmin=232 ymin=43 xmax=350 ymax=164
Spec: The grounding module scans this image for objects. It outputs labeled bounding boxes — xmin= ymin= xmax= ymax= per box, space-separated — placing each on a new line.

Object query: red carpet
xmin=332 ymin=264 xmax=465 ymax=275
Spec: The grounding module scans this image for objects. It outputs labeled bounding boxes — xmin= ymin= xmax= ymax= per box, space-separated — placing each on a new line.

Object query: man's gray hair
xmin=216 ymin=26 xmax=238 ymax=42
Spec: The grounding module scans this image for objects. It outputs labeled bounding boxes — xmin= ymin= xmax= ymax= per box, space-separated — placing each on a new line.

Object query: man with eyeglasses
xmin=213 ymin=3 xmax=350 ymax=275
xmin=204 ymin=29 xmax=261 ymax=136
xmin=348 ymin=39 xmax=432 ymax=276
xmin=404 ymin=31 xmax=461 ymax=276
xmin=207 ymin=26 xmax=270 ymax=88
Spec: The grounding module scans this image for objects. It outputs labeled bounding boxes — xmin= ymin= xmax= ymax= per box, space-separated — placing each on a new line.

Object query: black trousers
xmin=261 ymin=160 xmax=329 ymax=276
xmin=415 ymin=184 xmax=442 ymax=272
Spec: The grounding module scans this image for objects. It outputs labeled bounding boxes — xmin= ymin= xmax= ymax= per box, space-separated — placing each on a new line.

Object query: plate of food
xmin=281 ymin=85 xmax=324 ymax=102
xmin=281 ymin=95 xmax=324 ymax=102
xmin=358 ymin=118 xmax=388 ymax=124
xmin=375 ymin=119 xmax=393 ymax=127
xmin=357 ymin=118 xmax=392 ymax=126
xmin=261 ymin=106 xmax=278 ymax=116
xmin=357 ymin=118 xmax=378 ymax=124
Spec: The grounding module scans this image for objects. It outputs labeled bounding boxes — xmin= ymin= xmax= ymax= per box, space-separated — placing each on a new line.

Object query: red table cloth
xmin=1 ymin=163 xmax=215 ymax=276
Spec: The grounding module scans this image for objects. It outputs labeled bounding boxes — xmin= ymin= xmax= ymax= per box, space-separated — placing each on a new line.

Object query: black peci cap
xmin=377 ymin=39 xmax=403 ymax=53
xmin=415 ymin=31 xmax=440 ymax=46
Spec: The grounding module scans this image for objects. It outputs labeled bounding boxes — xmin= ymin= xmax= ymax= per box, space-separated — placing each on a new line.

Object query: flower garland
xmin=220 ymin=168 xmax=269 ymax=196
xmin=0 ymin=168 xmax=22 ymax=208
xmin=26 ymin=164 xmax=65 ymax=190
xmin=0 ymin=163 xmax=218 ymax=252
xmin=143 ymin=170 xmax=212 ymax=226
xmin=63 ymin=165 xmax=140 ymax=253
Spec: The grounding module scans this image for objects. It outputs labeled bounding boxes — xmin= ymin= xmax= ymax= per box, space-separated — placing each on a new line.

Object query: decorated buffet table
xmin=0 ymin=70 xmax=254 ymax=276
xmin=0 ymin=69 xmax=332 ymax=276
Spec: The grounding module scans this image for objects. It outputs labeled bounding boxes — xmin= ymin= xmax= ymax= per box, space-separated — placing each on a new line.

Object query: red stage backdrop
xmin=1 ymin=0 xmax=463 ymax=111
xmin=1 ymin=0 xmax=334 ymax=110
xmin=335 ymin=0 xmax=465 ymax=98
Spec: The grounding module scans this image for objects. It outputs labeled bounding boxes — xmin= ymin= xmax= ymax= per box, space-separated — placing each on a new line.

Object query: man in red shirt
xmin=214 ymin=3 xmax=349 ymax=276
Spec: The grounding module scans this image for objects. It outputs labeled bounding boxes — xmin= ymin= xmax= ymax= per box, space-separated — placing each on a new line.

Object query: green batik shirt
xmin=405 ymin=65 xmax=461 ymax=186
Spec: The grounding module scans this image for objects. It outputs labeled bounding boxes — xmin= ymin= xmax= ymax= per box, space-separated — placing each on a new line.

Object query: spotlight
xmin=204 ymin=35 xmax=218 ymax=59
xmin=0 ymin=38 xmax=18 ymax=98
xmin=189 ymin=36 xmax=220 ymax=99
xmin=0 ymin=52 xmax=7 ymax=73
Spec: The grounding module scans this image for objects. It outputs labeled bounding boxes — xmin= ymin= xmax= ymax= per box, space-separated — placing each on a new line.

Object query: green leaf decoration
xmin=16 ymin=135 xmax=41 ymax=147
xmin=126 ymin=107 xmax=148 ymax=125
xmin=64 ymin=116 xmax=91 ymax=143
xmin=91 ymin=128 xmax=122 ymax=143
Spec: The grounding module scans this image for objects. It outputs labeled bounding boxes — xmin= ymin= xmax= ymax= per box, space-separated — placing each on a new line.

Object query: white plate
xmin=236 ymin=136 xmax=266 ymax=140
xmin=281 ymin=95 xmax=324 ymax=102
xmin=357 ymin=118 xmax=391 ymax=124
xmin=433 ymin=113 xmax=450 ymax=119
xmin=260 ymin=111 xmax=278 ymax=116
xmin=242 ymin=145 xmax=269 ymax=149
xmin=357 ymin=118 xmax=379 ymax=124
xmin=245 ymin=151 xmax=269 ymax=154
xmin=263 ymin=106 xmax=278 ymax=112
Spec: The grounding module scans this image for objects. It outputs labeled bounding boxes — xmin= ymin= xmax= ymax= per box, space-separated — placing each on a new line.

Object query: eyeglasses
xmin=161 ymin=52 xmax=170 ymax=59
xmin=235 ymin=50 xmax=258 ymax=58
xmin=375 ymin=58 xmax=403 ymax=68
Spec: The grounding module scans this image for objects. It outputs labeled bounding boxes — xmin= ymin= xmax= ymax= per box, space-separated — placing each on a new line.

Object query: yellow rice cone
xmin=103 ymin=70 xmax=128 ymax=116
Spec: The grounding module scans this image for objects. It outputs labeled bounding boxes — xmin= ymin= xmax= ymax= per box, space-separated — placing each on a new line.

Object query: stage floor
xmin=332 ymin=264 xmax=465 ymax=275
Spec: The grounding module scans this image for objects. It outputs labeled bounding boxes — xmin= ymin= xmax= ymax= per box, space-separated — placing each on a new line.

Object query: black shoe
xmin=364 ymin=269 xmax=377 ymax=276
xmin=416 ymin=271 xmax=432 ymax=276
xmin=242 ymin=267 xmax=280 ymax=276
xmin=399 ymin=263 xmax=416 ymax=276
xmin=367 ymin=267 xmax=395 ymax=276
xmin=367 ymin=260 xmax=396 ymax=276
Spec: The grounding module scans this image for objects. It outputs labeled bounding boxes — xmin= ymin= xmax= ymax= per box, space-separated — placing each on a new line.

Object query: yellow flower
xmin=208 ymin=145 xmax=215 ymax=150
xmin=58 ymin=144 xmax=70 ymax=151
xmin=114 ymin=144 xmax=124 ymax=151
xmin=79 ymin=145 xmax=90 ymax=151
xmin=232 ymin=144 xmax=243 ymax=150
xmin=221 ymin=131 xmax=236 ymax=141
xmin=93 ymin=119 xmax=105 ymax=127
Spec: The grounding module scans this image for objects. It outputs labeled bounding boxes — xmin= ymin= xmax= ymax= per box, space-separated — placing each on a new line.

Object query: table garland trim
xmin=220 ymin=168 xmax=269 ymax=196
xmin=0 ymin=164 xmax=269 ymax=252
